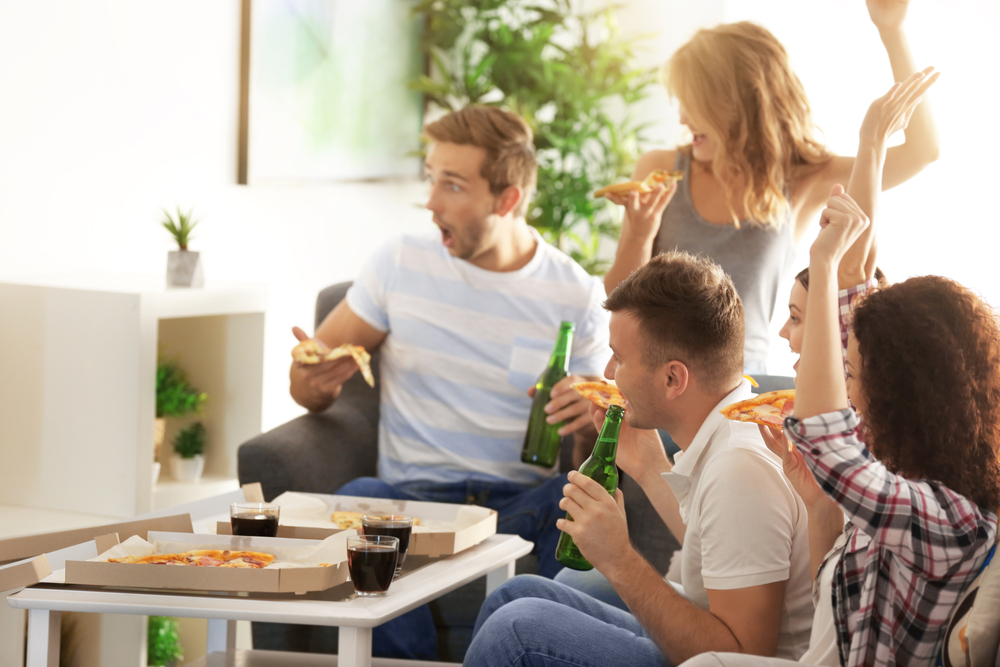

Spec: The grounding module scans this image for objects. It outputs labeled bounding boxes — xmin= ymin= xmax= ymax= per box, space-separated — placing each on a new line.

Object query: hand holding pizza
xmin=758 ymin=424 xmax=828 ymax=510
xmin=810 ymin=186 xmax=871 ymax=270
xmin=290 ymin=326 xmax=362 ymax=399
xmin=604 ymin=182 xmax=678 ymax=242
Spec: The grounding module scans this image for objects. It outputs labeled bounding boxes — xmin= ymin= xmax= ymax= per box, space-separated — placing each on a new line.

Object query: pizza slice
xmin=571 ymin=382 xmax=626 ymax=410
xmin=108 ymin=549 xmax=276 ymax=568
xmin=329 ymin=511 xmax=421 ymax=530
xmin=720 ymin=390 xmax=795 ymax=429
xmin=593 ymin=169 xmax=684 ymax=199
xmin=291 ymin=340 xmax=375 ymax=388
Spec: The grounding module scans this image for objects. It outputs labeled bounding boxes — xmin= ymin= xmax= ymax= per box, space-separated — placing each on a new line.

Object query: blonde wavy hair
xmin=665 ymin=22 xmax=833 ymax=229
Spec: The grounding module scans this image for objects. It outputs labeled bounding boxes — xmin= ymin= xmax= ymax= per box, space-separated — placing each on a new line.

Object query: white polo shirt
xmin=662 ymin=380 xmax=813 ymax=660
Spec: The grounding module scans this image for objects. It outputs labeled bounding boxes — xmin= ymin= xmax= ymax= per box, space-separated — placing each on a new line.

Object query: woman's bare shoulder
xmin=633 ymin=150 xmax=678 ymax=180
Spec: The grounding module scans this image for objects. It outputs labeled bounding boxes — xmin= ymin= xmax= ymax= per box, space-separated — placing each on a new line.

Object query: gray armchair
xmin=238 ymin=281 xmax=687 ymax=660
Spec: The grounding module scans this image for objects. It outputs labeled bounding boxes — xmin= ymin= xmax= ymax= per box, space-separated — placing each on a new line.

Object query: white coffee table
xmin=7 ymin=534 xmax=532 ymax=667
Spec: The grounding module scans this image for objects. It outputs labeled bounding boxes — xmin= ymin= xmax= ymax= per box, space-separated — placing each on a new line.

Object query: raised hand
xmin=866 ymin=0 xmax=909 ymax=32
xmin=860 ymin=67 xmax=939 ymax=147
xmin=605 ymin=182 xmax=678 ymax=242
xmin=810 ymin=186 xmax=871 ymax=270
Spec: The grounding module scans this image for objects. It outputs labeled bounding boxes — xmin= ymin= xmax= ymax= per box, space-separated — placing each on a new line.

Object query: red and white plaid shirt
xmin=784 ymin=280 xmax=998 ymax=667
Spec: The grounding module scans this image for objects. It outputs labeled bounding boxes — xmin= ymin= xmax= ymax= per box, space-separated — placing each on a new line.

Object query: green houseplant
xmin=161 ymin=207 xmax=204 ymax=288
xmin=171 ymin=422 xmax=207 ymax=482
xmin=154 ymin=359 xmax=207 ymax=477
xmin=411 ymin=0 xmax=655 ymax=274
xmin=148 ymin=616 xmax=183 ymax=667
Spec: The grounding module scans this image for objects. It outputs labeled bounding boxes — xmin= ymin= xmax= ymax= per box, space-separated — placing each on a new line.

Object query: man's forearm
xmin=572 ymin=425 xmax=599 ymax=469
xmin=839 ymin=140 xmax=886 ymax=287
xmin=604 ymin=549 xmax=740 ymax=663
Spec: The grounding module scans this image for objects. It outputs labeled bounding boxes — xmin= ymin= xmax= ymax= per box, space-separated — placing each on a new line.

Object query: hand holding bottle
xmin=556 ymin=471 xmax=630 ymax=573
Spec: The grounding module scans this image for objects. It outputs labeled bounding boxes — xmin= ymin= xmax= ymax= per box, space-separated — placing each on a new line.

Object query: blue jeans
xmin=553 ymin=567 xmax=628 ymax=611
xmin=335 ymin=475 xmax=569 ymax=660
xmin=467 ymin=575 xmax=668 ymax=667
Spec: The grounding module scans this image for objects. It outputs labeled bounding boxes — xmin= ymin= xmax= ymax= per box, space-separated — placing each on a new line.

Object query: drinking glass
xmin=230 ymin=502 xmax=280 ymax=537
xmin=347 ymin=535 xmax=399 ymax=597
xmin=361 ymin=514 xmax=413 ymax=578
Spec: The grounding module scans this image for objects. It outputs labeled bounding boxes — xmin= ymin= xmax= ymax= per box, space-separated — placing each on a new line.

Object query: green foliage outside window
xmin=156 ymin=359 xmax=207 ymax=419
xmin=148 ymin=616 xmax=183 ymax=667
xmin=411 ymin=0 xmax=656 ymax=274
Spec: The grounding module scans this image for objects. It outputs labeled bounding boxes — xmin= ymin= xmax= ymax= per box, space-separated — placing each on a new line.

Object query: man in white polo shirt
xmin=289 ymin=106 xmax=609 ymax=659
xmin=466 ymin=251 xmax=812 ymax=667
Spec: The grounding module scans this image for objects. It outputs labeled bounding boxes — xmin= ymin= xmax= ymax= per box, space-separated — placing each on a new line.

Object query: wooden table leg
xmin=25 ymin=609 xmax=60 ymax=667
xmin=206 ymin=618 xmax=236 ymax=654
xmin=338 ymin=626 xmax=372 ymax=667
xmin=485 ymin=560 xmax=516 ymax=596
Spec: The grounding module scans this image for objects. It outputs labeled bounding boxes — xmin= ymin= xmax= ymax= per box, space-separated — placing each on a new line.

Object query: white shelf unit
xmin=0 ymin=273 xmax=266 ymax=518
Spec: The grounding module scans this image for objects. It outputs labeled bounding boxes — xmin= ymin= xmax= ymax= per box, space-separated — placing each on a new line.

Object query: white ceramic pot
xmin=152 ymin=462 xmax=161 ymax=486
xmin=171 ymin=454 xmax=205 ymax=482
xmin=167 ymin=250 xmax=204 ymax=288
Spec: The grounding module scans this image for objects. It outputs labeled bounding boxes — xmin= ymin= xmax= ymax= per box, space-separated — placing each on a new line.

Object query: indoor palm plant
xmin=161 ymin=207 xmax=204 ymax=287
xmin=148 ymin=616 xmax=183 ymax=667
xmin=411 ymin=0 xmax=655 ymax=274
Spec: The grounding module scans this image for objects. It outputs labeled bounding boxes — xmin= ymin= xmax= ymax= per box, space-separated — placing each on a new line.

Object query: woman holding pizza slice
xmin=603 ymin=0 xmax=939 ymax=375
xmin=677 ymin=95 xmax=1000 ymax=667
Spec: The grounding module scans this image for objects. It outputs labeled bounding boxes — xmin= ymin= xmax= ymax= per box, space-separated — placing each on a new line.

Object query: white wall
xmin=0 ymin=1 xmax=429 ymax=433
xmin=2 ymin=0 xmax=998 ymax=437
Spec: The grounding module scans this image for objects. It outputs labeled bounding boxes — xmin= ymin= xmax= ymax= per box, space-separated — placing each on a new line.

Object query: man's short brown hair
xmin=605 ymin=251 xmax=745 ymax=391
xmin=423 ymin=106 xmax=537 ymax=217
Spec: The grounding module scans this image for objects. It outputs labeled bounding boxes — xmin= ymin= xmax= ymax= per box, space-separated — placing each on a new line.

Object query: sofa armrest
xmin=238 ymin=388 xmax=379 ymax=501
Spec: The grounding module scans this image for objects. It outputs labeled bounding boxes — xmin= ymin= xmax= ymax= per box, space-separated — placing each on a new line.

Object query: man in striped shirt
xmin=289 ymin=106 xmax=609 ymax=658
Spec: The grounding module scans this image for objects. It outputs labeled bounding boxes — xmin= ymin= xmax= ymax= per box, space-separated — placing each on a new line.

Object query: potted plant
xmin=171 ymin=422 xmax=207 ymax=483
xmin=155 ymin=359 xmax=207 ymax=482
xmin=161 ymin=207 xmax=204 ymax=288
xmin=148 ymin=616 xmax=183 ymax=667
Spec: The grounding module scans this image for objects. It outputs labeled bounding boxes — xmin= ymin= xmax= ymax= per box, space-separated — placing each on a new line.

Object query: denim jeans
xmin=334 ymin=474 xmax=568 ymax=660
xmin=553 ymin=567 xmax=628 ymax=611
xmin=467 ymin=575 xmax=669 ymax=667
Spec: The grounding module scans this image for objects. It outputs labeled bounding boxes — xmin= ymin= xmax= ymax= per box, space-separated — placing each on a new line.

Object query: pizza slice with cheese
xmin=571 ymin=382 xmax=626 ymax=410
xmin=108 ymin=549 xmax=276 ymax=568
xmin=593 ymin=169 xmax=684 ymax=199
xmin=720 ymin=390 xmax=795 ymax=429
xmin=291 ymin=339 xmax=375 ymax=388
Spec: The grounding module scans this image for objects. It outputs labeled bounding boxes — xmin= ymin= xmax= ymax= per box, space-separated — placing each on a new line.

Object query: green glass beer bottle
xmin=554 ymin=404 xmax=624 ymax=570
xmin=520 ymin=321 xmax=575 ymax=468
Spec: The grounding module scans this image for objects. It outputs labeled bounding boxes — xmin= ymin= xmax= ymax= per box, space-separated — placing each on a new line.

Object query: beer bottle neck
xmin=546 ymin=324 xmax=574 ymax=372
xmin=591 ymin=406 xmax=624 ymax=461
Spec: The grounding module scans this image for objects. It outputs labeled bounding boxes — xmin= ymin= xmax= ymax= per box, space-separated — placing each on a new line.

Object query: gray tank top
xmin=653 ymin=151 xmax=797 ymax=373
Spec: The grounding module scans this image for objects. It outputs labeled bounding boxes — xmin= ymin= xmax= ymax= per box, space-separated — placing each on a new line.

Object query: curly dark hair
xmin=852 ymin=276 xmax=1000 ymax=511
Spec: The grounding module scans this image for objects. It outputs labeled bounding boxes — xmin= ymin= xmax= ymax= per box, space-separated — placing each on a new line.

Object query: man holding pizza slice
xmin=288 ymin=105 xmax=610 ymax=659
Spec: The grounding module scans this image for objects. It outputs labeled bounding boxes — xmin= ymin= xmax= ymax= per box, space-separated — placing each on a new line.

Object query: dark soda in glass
xmin=231 ymin=513 xmax=279 ymax=537
xmin=348 ymin=544 xmax=398 ymax=595
xmin=361 ymin=514 xmax=413 ymax=577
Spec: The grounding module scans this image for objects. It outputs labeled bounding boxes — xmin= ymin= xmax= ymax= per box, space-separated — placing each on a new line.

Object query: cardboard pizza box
xmin=218 ymin=492 xmax=497 ymax=558
xmin=64 ymin=531 xmax=351 ymax=594
xmin=0 ymin=513 xmax=194 ymax=565
xmin=0 ymin=533 xmax=119 ymax=593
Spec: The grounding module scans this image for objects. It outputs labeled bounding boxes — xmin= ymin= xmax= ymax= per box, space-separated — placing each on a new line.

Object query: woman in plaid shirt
xmin=680 ymin=79 xmax=1000 ymax=667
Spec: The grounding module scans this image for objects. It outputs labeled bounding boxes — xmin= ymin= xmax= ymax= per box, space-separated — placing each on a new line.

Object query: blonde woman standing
xmin=604 ymin=0 xmax=938 ymax=374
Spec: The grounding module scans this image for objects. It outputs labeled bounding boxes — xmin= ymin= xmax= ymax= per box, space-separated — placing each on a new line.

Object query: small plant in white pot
xmin=171 ymin=422 xmax=207 ymax=483
xmin=161 ymin=207 xmax=204 ymax=288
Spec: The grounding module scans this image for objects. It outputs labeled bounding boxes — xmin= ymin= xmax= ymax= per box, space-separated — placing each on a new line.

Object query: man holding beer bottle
xmin=289 ymin=106 xmax=609 ymax=658
xmin=467 ymin=251 xmax=813 ymax=667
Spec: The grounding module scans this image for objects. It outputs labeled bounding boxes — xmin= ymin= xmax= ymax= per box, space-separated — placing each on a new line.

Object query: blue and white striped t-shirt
xmin=346 ymin=230 xmax=611 ymax=486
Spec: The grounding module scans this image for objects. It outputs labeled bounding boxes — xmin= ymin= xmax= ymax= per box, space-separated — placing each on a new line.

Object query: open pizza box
xmin=217 ymin=492 xmax=497 ymax=558
xmin=63 ymin=530 xmax=352 ymax=594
